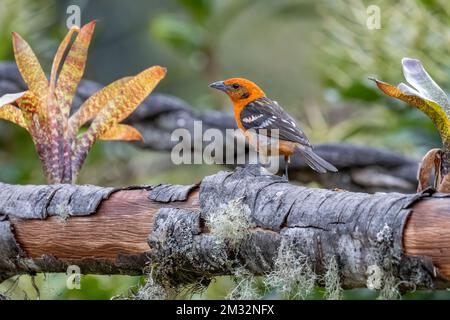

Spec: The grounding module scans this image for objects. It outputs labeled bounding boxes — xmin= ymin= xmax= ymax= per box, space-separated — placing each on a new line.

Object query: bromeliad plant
xmin=372 ymin=58 xmax=450 ymax=192
xmin=0 ymin=21 xmax=166 ymax=184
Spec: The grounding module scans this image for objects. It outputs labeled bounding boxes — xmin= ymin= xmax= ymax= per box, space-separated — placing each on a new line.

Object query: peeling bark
xmin=151 ymin=166 xmax=447 ymax=289
xmin=0 ymin=166 xmax=449 ymax=291
xmin=149 ymin=184 xmax=198 ymax=202
xmin=0 ymin=182 xmax=114 ymax=219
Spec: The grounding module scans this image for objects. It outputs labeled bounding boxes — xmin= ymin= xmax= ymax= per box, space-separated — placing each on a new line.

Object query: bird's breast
xmin=244 ymin=130 xmax=296 ymax=156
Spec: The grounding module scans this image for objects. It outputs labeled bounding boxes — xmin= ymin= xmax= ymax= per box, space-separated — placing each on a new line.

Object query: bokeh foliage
xmin=316 ymin=0 xmax=450 ymax=154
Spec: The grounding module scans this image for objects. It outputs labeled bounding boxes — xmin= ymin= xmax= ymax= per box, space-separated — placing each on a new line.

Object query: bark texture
xmin=0 ymin=166 xmax=449 ymax=292
xmin=150 ymin=166 xmax=446 ymax=289
xmin=0 ymin=61 xmax=418 ymax=192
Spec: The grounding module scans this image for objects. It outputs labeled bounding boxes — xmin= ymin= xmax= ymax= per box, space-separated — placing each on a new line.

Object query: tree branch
xmin=0 ymin=61 xmax=419 ymax=192
xmin=0 ymin=166 xmax=449 ymax=291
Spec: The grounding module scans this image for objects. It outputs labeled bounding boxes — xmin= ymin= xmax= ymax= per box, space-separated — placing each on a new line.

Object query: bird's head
xmin=209 ymin=78 xmax=266 ymax=104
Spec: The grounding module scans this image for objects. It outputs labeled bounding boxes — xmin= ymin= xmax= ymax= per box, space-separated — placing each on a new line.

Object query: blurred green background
xmin=0 ymin=0 xmax=449 ymax=299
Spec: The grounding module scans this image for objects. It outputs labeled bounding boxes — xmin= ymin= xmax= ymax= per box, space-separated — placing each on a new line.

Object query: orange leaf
xmin=0 ymin=104 xmax=28 ymax=129
xmin=56 ymin=21 xmax=96 ymax=119
xmin=99 ymin=124 xmax=143 ymax=141
xmin=15 ymin=91 xmax=44 ymax=113
xmin=68 ymin=76 xmax=132 ymax=136
xmin=87 ymin=65 xmax=166 ymax=139
xmin=0 ymin=92 xmax=27 ymax=107
xmin=72 ymin=65 xmax=166 ymax=174
xmin=12 ymin=32 xmax=48 ymax=102
xmin=50 ymin=25 xmax=80 ymax=92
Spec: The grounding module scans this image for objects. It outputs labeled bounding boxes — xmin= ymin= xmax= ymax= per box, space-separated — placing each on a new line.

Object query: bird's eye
xmin=232 ymin=83 xmax=240 ymax=89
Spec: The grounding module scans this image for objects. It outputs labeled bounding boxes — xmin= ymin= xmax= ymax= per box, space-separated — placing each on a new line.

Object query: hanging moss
xmin=323 ymin=256 xmax=343 ymax=300
xmin=226 ymin=268 xmax=261 ymax=300
xmin=263 ymin=240 xmax=316 ymax=300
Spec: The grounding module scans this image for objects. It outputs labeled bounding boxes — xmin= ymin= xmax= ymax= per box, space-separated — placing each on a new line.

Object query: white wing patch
xmin=260 ymin=118 xmax=275 ymax=128
xmin=281 ymin=118 xmax=297 ymax=128
xmin=242 ymin=114 xmax=264 ymax=123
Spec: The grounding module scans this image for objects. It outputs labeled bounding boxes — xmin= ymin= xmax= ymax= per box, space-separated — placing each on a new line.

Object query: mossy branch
xmin=0 ymin=166 xmax=449 ymax=297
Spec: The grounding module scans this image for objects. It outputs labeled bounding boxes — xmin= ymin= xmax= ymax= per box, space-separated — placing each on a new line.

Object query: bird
xmin=209 ymin=77 xmax=338 ymax=179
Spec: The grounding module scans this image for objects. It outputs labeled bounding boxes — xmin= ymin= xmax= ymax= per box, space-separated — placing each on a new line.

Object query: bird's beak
xmin=209 ymin=81 xmax=228 ymax=92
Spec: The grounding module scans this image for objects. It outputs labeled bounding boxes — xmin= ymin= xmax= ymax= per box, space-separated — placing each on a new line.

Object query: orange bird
xmin=209 ymin=78 xmax=337 ymax=179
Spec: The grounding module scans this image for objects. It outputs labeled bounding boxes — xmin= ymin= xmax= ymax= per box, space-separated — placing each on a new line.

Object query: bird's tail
xmin=296 ymin=147 xmax=338 ymax=173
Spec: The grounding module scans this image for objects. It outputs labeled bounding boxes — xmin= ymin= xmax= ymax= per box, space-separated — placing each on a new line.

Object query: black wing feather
xmin=240 ymin=97 xmax=311 ymax=147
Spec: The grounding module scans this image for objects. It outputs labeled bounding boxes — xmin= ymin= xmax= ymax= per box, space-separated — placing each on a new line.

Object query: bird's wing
xmin=240 ymin=97 xmax=311 ymax=147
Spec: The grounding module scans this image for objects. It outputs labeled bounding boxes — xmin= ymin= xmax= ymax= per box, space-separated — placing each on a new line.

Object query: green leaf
xmin=151 ymin=14 xmax=202 ymax=53
xmin=178 ymin=0 xmax=211 ymax=22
